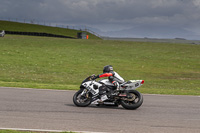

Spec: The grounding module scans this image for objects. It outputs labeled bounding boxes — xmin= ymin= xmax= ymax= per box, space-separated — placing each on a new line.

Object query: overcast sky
xmin=1 ymin=0 xmax=200 ymax=40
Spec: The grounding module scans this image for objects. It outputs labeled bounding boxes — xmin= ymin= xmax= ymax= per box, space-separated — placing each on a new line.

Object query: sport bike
xmin=73 ymin=75 xmax=144 ymax=110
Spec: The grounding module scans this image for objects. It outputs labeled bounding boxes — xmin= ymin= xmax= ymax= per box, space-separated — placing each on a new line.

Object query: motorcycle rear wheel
xmin=121 ymin=90 xmax=143 ymax=110
xmin=73 ymin=89 xmax=92 ymax=107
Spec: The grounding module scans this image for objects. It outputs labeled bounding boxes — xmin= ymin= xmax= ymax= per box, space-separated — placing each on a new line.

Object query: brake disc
xmin=127 ymin=93 xmax=136 ymax=101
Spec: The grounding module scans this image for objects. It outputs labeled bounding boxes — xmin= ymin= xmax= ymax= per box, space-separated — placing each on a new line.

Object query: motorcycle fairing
xmin=122 ymin=80 xmax=144 ymax=90
xmin=98 ymin=79 xmax=114 ymax=86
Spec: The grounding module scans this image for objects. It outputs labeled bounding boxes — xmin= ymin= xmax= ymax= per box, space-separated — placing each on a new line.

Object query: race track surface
xmin=0 ymin=87 xmax=200 ymax=133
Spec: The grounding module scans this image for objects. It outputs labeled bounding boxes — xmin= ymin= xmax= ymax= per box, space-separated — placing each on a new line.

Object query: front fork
xmin=81 ymin=89 xmax=87 ymax=95
xmin=80 ymin=88 xmax=90 ymax=99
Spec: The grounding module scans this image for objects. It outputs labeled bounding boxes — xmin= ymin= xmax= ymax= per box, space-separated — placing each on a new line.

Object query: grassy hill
xmin=0 ymin=20 xmax=100 ymax=39
xmin=0 ymin=35 xmax=199 ymax=95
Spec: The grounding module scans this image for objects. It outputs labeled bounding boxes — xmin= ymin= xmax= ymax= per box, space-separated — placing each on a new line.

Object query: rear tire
xmin=121 ymin=90 xmax=143 ymax=110
xmin=73 ymin=89 xmax=92 ymax=107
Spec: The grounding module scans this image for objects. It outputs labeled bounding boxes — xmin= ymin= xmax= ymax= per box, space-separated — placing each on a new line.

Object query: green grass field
xmin=0 ymin=35 xmax=199 ymax=95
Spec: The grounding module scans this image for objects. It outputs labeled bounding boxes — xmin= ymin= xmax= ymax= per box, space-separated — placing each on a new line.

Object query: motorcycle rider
xmin=92 ymin=65 xmax=125 ymax=103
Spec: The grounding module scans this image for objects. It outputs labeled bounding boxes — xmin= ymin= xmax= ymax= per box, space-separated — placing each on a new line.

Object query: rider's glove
xmin=92 ymin=75 xmax=99 ymax=80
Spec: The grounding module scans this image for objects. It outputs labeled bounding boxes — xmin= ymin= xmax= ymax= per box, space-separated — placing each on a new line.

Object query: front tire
xmin=121 ymin=90 xmax=143 ymax=110
xmin=73 ymin=89 xmax=92 ymax=107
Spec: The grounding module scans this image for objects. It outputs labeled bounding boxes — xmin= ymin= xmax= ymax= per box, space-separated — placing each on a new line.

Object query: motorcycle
xmin=73 ymin=75 xmax=144 ymax=110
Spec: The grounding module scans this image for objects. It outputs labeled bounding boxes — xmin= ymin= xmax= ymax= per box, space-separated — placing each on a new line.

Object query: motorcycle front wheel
xmin=73 ymin=89 xmax=92 ymax=107
xmin=121 ymin=90 xmax=143 ymax=110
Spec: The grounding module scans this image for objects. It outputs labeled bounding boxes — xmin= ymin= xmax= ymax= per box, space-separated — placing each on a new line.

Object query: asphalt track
xmin=0 ymin=87 xmax=200 ymax=133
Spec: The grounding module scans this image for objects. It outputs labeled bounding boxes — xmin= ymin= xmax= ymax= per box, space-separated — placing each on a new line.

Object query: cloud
xmin=1 ymin=0 xmax=200 ymax=39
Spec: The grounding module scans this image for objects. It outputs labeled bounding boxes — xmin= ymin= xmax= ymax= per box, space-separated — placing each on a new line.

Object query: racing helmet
xmin=103 ymin=65 xmax=113 ymax=73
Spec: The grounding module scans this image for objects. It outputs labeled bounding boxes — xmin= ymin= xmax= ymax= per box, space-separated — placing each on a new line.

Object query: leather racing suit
xmin=95 ymin=71 xmax=125 ymax=90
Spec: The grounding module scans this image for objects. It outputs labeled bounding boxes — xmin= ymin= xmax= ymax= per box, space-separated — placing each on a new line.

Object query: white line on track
xmin=0 ymin=127 xmax=108 ymax=133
